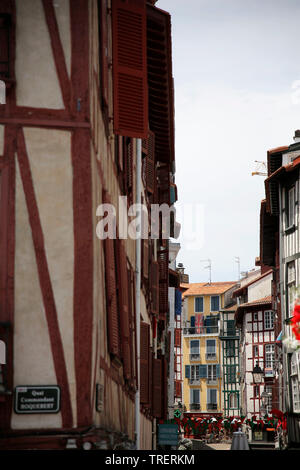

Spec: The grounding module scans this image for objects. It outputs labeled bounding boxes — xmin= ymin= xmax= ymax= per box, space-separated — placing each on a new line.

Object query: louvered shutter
xmin=112 ymin=0 xmax=148 ymax=138
xmin=174 ymin=328 xmax=181 ymax=348
xmin=99 ymin=0 xmax=109 ymax=108
xmin=116 ymin=240 xmax=131 ymax=379
xmin=140 ymin=322 xmax=150 ymax=404
xmin=149 ymin=348 xmax=153 ymax=412
xmin=216 ymin=364 xmax=221 ymax=378
xmin=150 ymin=261 xmax=159 ymax=315
xmin=152 ymin=358 xmax=162 ymax=417
xmin=185 ymin=365 xmax=190 ymax=379
xmin=162 ymin=356 xmax=168 ymax=419
xmin=143 ymin=238 xmax=149 ymax=281
xmin=146 ymin=131 xmax=155 ymax=194
xmin=158 ymin=248 xmax=169 ymax=319
xmin=104 ymin=237 xmax=120 ymax=357
xmin=199 ymin=365 xmax=207 ymax=378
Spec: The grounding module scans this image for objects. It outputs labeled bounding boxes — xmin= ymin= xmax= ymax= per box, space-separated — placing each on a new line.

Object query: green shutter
xmin=185 ymin=365 xmax=190 ymax=378
xmin=199 ymin=365 xmax=207 ymax=378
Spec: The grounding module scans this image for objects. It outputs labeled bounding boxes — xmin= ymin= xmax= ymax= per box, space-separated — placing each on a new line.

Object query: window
xmin=195 ymin=296 xmax=203 ymax=313
xmin=190 ymin=340 xmax=200 ymax=360
xmin=206 ymin=339 xmax=216 ymax=360
xmin=254 ymin=312 xmax=258 ymax=321
xmin=190 ymin=389 xmax=200 ymax=410
xmin=227 ymin=320 xmax=235 ymax=336
xmin=190 ymin=365 xmax=200 ymax=381
xmin=229 ymin=392 xmax=238 ymax=409
xmin=253 ymin=345 xmax=259 ymax=358
xmin=265 ymin=343 xmax=275 ymax=369
xmin=210 ymin=295 xmax=220 ymax=312
xmin=226 ymin=340 xmax=235 ymax=357
xmin=291 ymin=378 xmax=300 ymax=412
xmin=265 ymin=385 xmax=273 ymax=414
xmin=286 ymin=186 xmax=295 ymax=228
xmin=287 ymin=261 xmax=296 ymax=317
xmin=226 ymin=365 xmax=236 ymax=384
xmin=207 ymin=389 xmax=217 ymax=410
xmin=264 ymin=310 xmax=274 ymax=330
xmin=207 ymin=364 xmax=217 ymax=382
xmin=254 ymin=385 xmax=260 ymax=398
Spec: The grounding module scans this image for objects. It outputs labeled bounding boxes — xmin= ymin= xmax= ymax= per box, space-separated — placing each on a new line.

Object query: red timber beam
xmin=42 ymin=0 xmax=71 ymax=110
xmin=70 ymin=0 xmax=93 ymax=427
xmin=16 ymin=128 xmax=73 ymax=428
xmin=0 ymin=125 xmax=16 ymax=430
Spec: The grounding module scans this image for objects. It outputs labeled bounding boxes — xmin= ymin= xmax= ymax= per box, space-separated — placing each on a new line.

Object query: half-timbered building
xmin=0 ymin=0 xmax=177 ymax=450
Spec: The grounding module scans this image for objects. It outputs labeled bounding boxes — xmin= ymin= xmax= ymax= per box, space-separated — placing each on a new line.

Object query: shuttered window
xmin=150 ymin=260 xmax=159 ymax=315
xmin=116 ymin=240 xmax=131 ymax=379
xmin=152 ymin=357 xmax=162 ymax=417
xmin=140 ymin=321 xmax=150 ymax=404
xmin=112 ymin=0 xmax=148 ymax=138
xmin=98 ymin=0 xmax=109 ymax=111
xmin=104 ymin=237 xmax=120 ymax=357
xmin=0 ymin=15 xmax=10 ymax=79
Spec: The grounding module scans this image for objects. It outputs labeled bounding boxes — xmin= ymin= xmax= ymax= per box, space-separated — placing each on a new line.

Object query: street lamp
xmin=252 ymin=362 xmax=264 ymax=384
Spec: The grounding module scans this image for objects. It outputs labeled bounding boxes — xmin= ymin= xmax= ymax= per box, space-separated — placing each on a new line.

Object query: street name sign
xmin=14 ymin=386 xmax=60 ymax=414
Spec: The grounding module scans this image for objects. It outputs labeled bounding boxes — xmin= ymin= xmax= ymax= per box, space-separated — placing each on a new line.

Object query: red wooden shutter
xmin=112 ymin=0 xmax=148 ymax=138
xmin=0 ymin=15 xmax=10 ymax=78
xmin=150 ymin=260 xmax=159 ymax=315
xmin=116 ymin=240 xmax=131 ymax=379
xmin=174 ymin=328 xmax=181 ymax=348
xmin=104 ymin=237 xmax=120 ymax=357
xmin=152 ymin=357 xmax=162 ymax=417
xmin=143 ymin=131 xmax=155 ymax=194
xmin=127 ymin=266 xmax=136 ymax=389
xmin=140 ymin=321 xmax=150 ymax=404
xmin=143 ymin=238 xmax=149 ymax=281
xmin=162 ymin=356 xmax=168 ymax=419
xmin=158 ymin=248 xmax=169 ymax=319
xmin=98 ymin=0 xmax=109 ymax=108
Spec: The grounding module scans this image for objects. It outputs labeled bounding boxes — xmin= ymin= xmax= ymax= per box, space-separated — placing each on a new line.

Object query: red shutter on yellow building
xmin=116 ymin=239 xmax=131 ymax=380
xmin=112 ymin=0 xmax=148 ymax=138
xmin=174 ymin=328 xmax=181 ymax=348
xmin=104 ymin=237 xmax=120 ymax=357
xmin=140 ymin=322 xmax=150 ymax=404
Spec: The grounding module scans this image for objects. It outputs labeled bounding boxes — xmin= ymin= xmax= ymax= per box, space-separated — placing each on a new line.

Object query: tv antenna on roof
xmin=200 ymin=259 xmax=211 ymax=284
xmin=234 ymin=256 xmax=240 ymax=281
xmin=251 ymin=161 xmax=267 ymax=177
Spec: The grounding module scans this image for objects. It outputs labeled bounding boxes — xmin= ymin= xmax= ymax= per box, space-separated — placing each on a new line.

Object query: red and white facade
xmin=234 ymin=270 xmax=278 ymax=419
xmin=0 ymin=0 xmax=177 ymax=450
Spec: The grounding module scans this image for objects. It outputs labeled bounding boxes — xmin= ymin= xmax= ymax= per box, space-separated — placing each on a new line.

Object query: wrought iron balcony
xmin=207 ymin=403 xmax=217 ymax=411
xmin=206 ymin=378 xmax=217 ymax=385
xmin=205 ymin=352 xmax=217 ymax=361
xmin=189 ymin=353 xmax=201 ymax=362
xmin=183 ymin=325 xmax=219 ymax=336
xmin=189 ymin=378 xmax=201 ymax=385
xmin=189 ymin=403 xmax=201 ymax=411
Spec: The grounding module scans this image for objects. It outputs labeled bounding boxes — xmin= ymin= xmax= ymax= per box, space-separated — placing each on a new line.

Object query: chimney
xmin=293 ymin=130 xmax=300 ymax=143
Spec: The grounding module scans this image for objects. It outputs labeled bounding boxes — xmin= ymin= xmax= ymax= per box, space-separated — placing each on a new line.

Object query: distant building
xmin=181 ymin=282 xmax=237 ymax=418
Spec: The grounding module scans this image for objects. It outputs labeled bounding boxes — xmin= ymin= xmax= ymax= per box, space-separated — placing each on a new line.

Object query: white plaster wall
xmin=248 ymin=273 xmax=272 ymax=302
xmin=15 ymin=0 xmax=64 ymax=109
xmin=53 ymin=0 xmax=71 ymax=77
xmin=12 ymin=159 xmax=62 ymax=429
xmin=22 ymin=127 xmax=76 ymax=426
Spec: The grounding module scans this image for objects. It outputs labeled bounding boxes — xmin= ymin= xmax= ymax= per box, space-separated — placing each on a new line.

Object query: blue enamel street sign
xmin=158 ymin=424 xmax=179 ymax=445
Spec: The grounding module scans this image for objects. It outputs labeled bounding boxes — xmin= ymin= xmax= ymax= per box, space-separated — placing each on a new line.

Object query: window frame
xmin=206 ymin=339 xmax=216 ymax=360
xmin=194 ymin=296 xmax=204 ymax=313
xmin=264 ymin=310 xmax=274 ymax=330
xmin=210 ymin=295 xmax=220 ymax=312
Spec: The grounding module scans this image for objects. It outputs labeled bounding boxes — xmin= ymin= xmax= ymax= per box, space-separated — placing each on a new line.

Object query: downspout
xmin=135 ymin=138 xmax=142 ymax=450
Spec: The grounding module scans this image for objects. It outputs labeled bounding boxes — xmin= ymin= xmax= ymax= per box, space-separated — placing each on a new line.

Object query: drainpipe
xmin=135 ymin=138 xmax=142 ymax=450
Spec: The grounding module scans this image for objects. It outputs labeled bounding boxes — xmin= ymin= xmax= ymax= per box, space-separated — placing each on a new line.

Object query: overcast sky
xmin=158 ymin=0 xmax=300 ymax=283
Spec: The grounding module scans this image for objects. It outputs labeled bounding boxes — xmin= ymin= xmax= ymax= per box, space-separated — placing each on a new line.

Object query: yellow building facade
xmin=182 ymin=282 xmax=237 ymax=417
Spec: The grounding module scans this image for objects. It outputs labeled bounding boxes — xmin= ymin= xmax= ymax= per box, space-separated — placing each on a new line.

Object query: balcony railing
xmin=207 ymin=403 xmax=217 ymax=411
xmin=206 ymin=352 xmax=217 ymax=361
xmin=219 ymin=328 xmax=238 ymax=338
xmin=183 ymin=326 xmax=219 ymax=335
xmin=207 ymin=378 xmax=217 ymax=385
xmin=190 ymin=353 xmax=201 ymax=362
xmin=189 ymin=403 xmax=201 ymax=411
xmin=189 ymin=378 xmax=201 ymax=385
